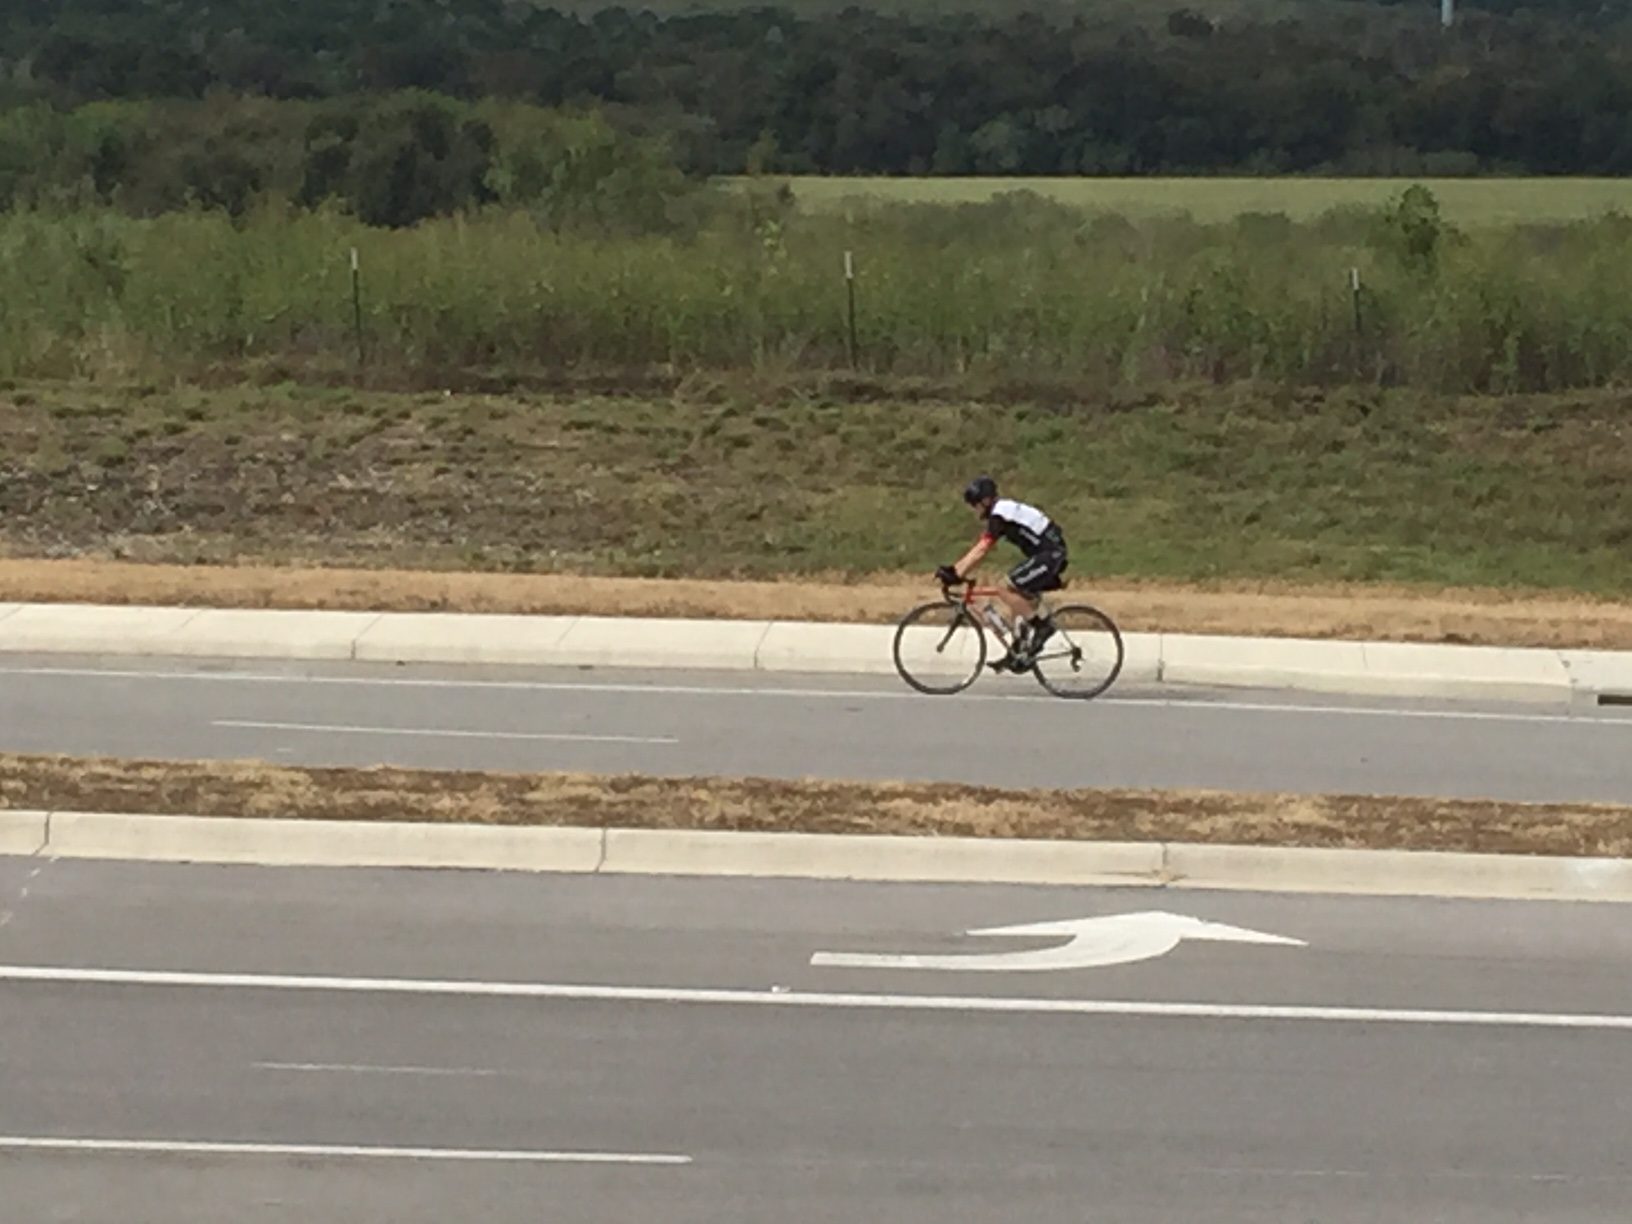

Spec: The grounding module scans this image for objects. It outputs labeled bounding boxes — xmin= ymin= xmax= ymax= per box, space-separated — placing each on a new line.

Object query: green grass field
xmin=3 ymin=379 xmax=1629 ymax=596
xmin=763 ymin=177 xmax=1632 ymax=226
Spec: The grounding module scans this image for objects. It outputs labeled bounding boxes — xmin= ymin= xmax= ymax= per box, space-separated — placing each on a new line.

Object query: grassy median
xmin=4 ymin=753 xmax=1632 ymax=858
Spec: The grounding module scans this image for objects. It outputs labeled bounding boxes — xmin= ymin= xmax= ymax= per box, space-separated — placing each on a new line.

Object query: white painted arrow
xmin=810 ymin=911 xmax=1305 ymax=973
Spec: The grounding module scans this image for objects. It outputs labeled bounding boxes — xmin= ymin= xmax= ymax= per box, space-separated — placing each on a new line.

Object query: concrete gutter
xmin=3 ymin=602 xmax=1631 ymax=705
xmin=6 ymin=810 xmax=1631 ymax=904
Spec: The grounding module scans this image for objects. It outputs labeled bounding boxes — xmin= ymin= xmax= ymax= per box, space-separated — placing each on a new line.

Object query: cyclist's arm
xmin=950 ymin=533 xmax=997 ymax=579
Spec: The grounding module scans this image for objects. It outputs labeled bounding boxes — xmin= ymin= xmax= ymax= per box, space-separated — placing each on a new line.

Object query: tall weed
xmin=1 ymin=193 xmax=1630 ymax=392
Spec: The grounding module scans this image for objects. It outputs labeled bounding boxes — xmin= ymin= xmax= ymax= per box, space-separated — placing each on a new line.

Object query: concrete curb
xmin=1160 ymin=843 xmax=1632 ymax=901
xmin=44 ymin=812 xmax=605 ymax=873
xmin=4 ymin=601 xmax=1632 ymax=705
xmin=6 ymin=810 xmax=1631 ymax=903
xmin=600 ymin=828 xmax=1163 ymax=886
xmin=0 ymin=810 xmax=50 ymax=856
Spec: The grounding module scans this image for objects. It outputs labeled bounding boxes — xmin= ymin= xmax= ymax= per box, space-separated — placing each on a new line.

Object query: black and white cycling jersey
xmin=981 ymin=497 xmax=1066 ymax=557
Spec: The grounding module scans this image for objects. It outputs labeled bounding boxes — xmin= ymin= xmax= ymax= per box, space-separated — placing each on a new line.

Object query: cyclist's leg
xmin=995 ymin=585 xmax=1039 ymax=626
xmin=1007 ymin=553 xmax=1067 ymax=656
xmin=987 ymin=565 xmax=1039 ymax=670
xmin=1000 ymin=557 xmax=1049 ymax=622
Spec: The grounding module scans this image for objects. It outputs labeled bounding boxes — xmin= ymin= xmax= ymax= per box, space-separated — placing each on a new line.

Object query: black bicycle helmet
xmin=963 ymin=475 xmax=998 ymax=506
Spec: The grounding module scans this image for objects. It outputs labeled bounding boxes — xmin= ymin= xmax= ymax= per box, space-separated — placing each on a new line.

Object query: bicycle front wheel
xmin=892 ymin=602 xmax=988 ymax=695
xmin=1031 ymin=604 xmax=1124 ymax=700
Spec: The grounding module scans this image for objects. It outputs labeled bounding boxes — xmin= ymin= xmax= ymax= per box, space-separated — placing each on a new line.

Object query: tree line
xmin=2 ymin=0 xmax=1631 ymax=178
xmin=0 ymin=95 xmax=699 ymax=229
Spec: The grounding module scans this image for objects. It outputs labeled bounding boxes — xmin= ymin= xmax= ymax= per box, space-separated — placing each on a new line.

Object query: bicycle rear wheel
xmin=892 ymin=602 xmax=987 ymax=695
xmin=1031 ymin=604 xmax=1124 ymax=700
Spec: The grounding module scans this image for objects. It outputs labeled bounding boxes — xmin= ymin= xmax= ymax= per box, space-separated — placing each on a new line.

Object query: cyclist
xmin=935 ymin=475 xmax=1068 ymax=670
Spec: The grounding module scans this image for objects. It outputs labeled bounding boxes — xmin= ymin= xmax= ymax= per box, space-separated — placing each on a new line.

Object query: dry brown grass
xmin=4 ymin=558 xmax=1632 ymax=649
xmin=5 ymin=753 xmax=1632 ymax=857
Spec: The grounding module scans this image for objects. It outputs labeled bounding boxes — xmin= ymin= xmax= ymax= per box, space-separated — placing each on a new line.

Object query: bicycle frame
xmin=900 ymin=580 xmax=1124 ymax=698
xmin=942 ymin=580 xmax=1058 ymax=654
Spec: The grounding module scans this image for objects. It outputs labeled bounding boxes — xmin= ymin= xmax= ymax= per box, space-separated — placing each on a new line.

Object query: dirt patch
xmin=4 ymin=753 xmax=1631 ymax=857
xmin=4 ymin=558 xmax=1632 ymax=649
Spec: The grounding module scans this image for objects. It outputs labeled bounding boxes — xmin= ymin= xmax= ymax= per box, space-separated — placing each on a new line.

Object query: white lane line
xmin=255 ymin=1061 xmax=500 ymax=1077
xmin=211 ymin=719 xmax=676 ymax=745
xmin=0 ymin=665 xmax=1612 ymax=725
xmin=1188 ymin=1165 xmax=1632 ymax=1184
xmin=0 ymin=1137 xmax=689 ymax=1165
xmin=6 ymin=964 xmax=1632 ymax=1032
xmin=0 ymin=863 xmax=46 ymax=929
xmin=1192 ymin=1167 xmax=1371 ymax=1179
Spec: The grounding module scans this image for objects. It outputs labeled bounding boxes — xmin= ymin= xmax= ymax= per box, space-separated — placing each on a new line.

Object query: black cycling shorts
xmin=1008 ymin=548 xmax=1067 ymax=596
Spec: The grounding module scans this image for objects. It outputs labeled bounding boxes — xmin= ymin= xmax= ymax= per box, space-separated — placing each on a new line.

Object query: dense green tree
xmin=0 ymin=92 xmax=697 ymax=228
xmin=1 ymin=0 xmax=1631 ymax=176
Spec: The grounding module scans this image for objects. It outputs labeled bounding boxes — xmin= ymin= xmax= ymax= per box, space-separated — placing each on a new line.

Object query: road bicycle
xmin=892 ymin=578 xmax=1124 ymax=699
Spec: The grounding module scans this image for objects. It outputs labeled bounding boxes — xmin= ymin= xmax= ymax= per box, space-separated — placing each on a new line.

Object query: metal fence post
xmin=844 ymin=249 xmax=858 ymax=369
xmin=350 ymin=247 xmax=365 ymax=368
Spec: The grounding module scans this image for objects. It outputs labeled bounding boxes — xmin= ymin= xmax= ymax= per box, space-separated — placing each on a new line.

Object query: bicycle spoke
xmin=893 ymin=602 xmax=987 ymax=695
xmin=1030 ymin=605 xmax=1124 ymax=699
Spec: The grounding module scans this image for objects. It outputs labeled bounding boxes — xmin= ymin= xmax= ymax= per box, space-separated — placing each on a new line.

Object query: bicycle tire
xmin=892 ymin=601 xmax=988 ymax=695
xmin=1030 ymin=604 xmax=1124 ymax=700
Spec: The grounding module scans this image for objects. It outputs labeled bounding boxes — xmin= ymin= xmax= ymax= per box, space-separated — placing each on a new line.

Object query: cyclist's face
xmin=971 ymin=497 xmax=992 ymax=518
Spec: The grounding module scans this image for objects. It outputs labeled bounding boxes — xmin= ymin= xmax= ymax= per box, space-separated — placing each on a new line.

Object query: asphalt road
xmin=1 ymin=655 xmax=1629 ymax=801
xmin=4 ymin=859 xmax=1632 ymax=1223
